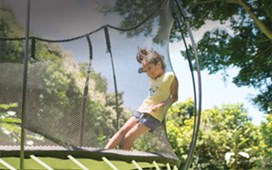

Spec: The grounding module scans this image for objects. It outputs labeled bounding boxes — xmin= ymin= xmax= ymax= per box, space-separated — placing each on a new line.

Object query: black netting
xmin=0 ymin=0 xmax=178 ymax=163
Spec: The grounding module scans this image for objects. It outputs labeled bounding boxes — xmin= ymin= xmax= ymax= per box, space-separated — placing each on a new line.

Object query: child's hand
xmin=151 ymin=103 xmax=164 ymax=112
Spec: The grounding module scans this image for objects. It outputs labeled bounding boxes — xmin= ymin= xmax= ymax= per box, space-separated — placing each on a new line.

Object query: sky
xmin=4 ymin=0 xmax=266 ymax=126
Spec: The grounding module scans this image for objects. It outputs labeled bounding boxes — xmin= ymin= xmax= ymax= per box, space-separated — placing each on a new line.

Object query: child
xmin=105 ymin=48 xmax=179 ymax=150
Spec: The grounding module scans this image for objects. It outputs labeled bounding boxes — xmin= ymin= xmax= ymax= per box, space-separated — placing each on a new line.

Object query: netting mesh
xmin=0 ymin=0 xmax=178 ymax=161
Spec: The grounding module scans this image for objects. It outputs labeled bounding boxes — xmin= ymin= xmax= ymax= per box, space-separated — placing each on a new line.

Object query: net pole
xmin=173 ymin=1 xmax=202 ymax=169
xmin=104 ymin=26 xmax=120 ymax=130
xmin=20 ymin=0 xmax=31 ymax=169
xmin=79 ymin=35 xmax=93 ymax=146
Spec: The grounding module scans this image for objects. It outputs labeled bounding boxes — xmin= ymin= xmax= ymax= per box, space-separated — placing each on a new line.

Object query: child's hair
xmin=136 ymin=48 xmax=166 ymax=73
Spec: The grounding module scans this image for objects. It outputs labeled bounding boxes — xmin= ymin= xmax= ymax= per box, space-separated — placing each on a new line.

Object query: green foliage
xmin=258 ymin=115 xmax=272 ymax=168
xmin=166 ymin=98 xmax=195 ymax=163
xmin=79 ymin=63 xmax=108 ymax=93
xmin=105 ymin=0 xmax=158 ymax=35
xmin=197 ymin=23 xmax=271 ymax=113
xmin=0 ymin=103 xmax=21 ymax=142
xmin=167 ymin=99 xmax=270 ymax=169
xmin=0 ymin=8 xmax=24 ymax=62
xmin=179 ymin=0 xmax=271 ymax=114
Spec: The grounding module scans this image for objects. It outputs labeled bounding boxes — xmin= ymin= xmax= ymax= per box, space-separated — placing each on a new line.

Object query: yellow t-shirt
xmin=137 ymin=72 xmax=175 ymax=122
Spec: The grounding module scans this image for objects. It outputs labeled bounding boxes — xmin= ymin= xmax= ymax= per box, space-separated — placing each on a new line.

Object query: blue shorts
xmin=133 ymin=111 xmax=161 ymax=131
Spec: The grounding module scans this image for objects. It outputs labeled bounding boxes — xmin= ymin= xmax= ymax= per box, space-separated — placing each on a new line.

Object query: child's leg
xmin=121 ymin=123 xmax=150 ymax=150
xmin=105 ymin=116 xmax=138 ymax=149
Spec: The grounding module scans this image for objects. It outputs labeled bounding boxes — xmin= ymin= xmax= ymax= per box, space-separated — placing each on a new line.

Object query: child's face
xmin=142 ymin=61 xmax=163 ymax=79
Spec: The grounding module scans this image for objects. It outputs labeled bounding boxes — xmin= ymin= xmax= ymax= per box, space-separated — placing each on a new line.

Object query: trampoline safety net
xmin=0 ymin=0 xmax=180 ymax=167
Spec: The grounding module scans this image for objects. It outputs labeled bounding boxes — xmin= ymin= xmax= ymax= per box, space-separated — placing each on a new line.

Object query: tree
xmin=0 ymin=3 xmax=24 ymax=62
xmin=258 ymin=115 xmax=272 ymax=168
xmin=105 ymin=0 xmax=272 ymax=114
xmin=167 ymin=100 xmax=267 ymax=169
xmin=182 ymin=0 xmax=272 ymax=114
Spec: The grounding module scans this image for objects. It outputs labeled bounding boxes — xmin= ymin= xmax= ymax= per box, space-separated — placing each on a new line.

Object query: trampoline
xmin=0 ymin=0 xmax=201 ymax=169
